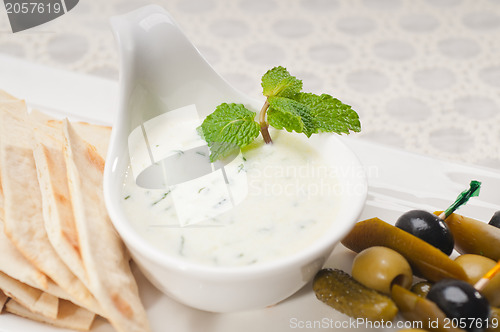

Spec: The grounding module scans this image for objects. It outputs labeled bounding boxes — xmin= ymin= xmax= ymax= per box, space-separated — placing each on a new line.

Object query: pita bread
xmin=32 ymin=126 xmax=105 ymax=317
xmin=0 ymin=99 xmax=48 ymax=291
xmin=0 ymin=219 xmax=92 ymax=313
xmin=33 ymin=129 xmax=88 ymax=287
xmin=0 ymin=290 xmax=8 ymax=313
xmin=5 ymin=298 xmax=95 ymax=331
xmin=71 ymin=122 xmax=111 ymax=158
xmin=32 ymin=292 xmax=59 ymax=320
xmin=0 ymin=215 xmax=93 ymax=312
xmin=0 ymin=217 xmax=48 ymax=291
xmin=0 ymin=92 xmax=147 ymax=329
xmin=0 ymin=95 xmax=26 ymax=200
xmin=0 ymin=108 xmax=96 ymax=313
xmin=0 ymin=90 xmax=21 ymax=102
xmin=63 ymin=119 xmax=150 ymax=332
xmin=30 ymin=109 xmax=111 ymax=158
xmin=0 ymin=271 xmax=58 ymax=319
xmin=0 ymin=99 xmax=29 ymax=208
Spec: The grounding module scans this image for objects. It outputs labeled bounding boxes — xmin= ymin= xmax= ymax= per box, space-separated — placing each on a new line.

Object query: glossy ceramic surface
xmin=103 ymin=5 xmax=367 ymax=312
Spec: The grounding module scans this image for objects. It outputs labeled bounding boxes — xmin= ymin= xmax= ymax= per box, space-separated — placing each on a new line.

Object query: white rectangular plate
xmin=0 ymin=54 xmax=499 ymax=332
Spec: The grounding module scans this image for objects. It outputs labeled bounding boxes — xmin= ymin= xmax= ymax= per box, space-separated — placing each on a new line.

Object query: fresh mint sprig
xmin=198 ymin=66 xmax=361 ymax=162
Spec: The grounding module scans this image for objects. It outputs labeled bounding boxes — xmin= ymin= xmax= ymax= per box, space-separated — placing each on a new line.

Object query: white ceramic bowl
xmin=104 ymin=5 xmax=367 ymax=313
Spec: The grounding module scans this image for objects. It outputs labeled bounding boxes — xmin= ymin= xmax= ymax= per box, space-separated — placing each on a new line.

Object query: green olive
xmin=455 ymin=254 xmax=500 ymax=307
xmin=352 ymin=246 xmax=413 ymax=295
xmin=411 ymin=281 xmax=432 ymax=297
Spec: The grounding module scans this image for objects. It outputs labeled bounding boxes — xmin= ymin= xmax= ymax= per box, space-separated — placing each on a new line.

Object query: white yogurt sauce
xmin=122 ymin=131 xmax=342 ymax=267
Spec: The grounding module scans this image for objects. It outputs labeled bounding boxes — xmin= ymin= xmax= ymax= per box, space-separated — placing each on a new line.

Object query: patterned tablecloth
xmin=1 ymin=0 xmax=499 ymax=169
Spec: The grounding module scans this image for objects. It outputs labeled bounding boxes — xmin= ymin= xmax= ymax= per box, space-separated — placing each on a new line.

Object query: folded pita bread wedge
xmin=30 ymin=108 xmax=108 ymax=290
xmin=32 ymin=125 xmax=105 ymax=317
xmin=0 ymin=93 xmax=25 ymax=199
xmin=0 ymin=289 xmax=7 ymax=313
xmin=0 ymin=217 xmax=48 ymax=291
xmin=0 ymin=218 xmax=94 ymax=313
xmin=0 ymin=98 xmax=85 ymax=305
xmin=0 ymin=271 xmax=58 ymax=319
xmin=63 ymin=119 xmax=150 ymax=332
xmin=0 ymin=217 xmax=96 ymax=312
xmin=33 ymin=292 xmax=59 ymax=320
xmin=0 ymin=99 xmax=29 ymax=208
xmin=5 ymin=298 xmax=95 ymax=331
xmin=0 ymin=98 xmax=28 ymax=116
xmin=71 ymin=121 xmax=111 ymax=158
xmin=30 ymin=109 xmax=111 ymax=158
xmin=0 ymin=98 xmax=47 ymax=291
xmin=33 ymin=128 xmax=88 ymax=288
xmin=0 ymin=108 xmax=97 ymax=314
xmin=0 ymin=90 xmax=21 ymax=102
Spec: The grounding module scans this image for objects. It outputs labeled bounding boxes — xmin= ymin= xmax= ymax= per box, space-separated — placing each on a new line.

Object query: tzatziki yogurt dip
xmin=122 ymin=130 xmax=343 ymax=267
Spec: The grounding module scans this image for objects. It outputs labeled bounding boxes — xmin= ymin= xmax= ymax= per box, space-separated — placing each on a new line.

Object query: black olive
xmin=395 ymin=210 xmax=454 ymax=256
xmin=427 ymin=279 xmax=490 ymax=332
xmin=488 ymin=211 xmax=500 ymax=229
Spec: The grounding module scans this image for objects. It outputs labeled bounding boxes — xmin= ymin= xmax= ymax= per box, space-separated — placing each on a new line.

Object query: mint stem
xmin=439 ymin=180 xmax=481 ymax=220
xmin=259 ymin=99 xmax=272 ymax=144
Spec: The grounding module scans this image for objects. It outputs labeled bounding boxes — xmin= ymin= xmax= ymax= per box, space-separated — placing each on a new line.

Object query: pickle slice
xmin=392 ymin=285 xmax=463 ymax=332
xmin=313 ymin=268 xmax=398 ymax=321
xmin=341 ymin=217 xmax=467 ymax=282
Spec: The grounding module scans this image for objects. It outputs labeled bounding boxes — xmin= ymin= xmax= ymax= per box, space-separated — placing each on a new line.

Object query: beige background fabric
xmin=0 ymin=0 xmax=499 ymax=169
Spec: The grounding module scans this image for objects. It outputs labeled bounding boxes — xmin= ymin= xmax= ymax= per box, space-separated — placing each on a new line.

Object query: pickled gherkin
xmin=313 ymin=268 xmax=398 ymax=321
xmin=392 ymin=285 xmax=463 ymax=332
xmin=341 ymin=217 xmax=467 ymax=282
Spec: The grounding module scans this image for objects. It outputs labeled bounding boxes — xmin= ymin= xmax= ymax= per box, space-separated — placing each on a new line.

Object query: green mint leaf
xmin=267 ymin=96 xmax=315 ymax=137
xmin=261 ymin=66 xmax=302 ymax=98
xmin=198 ymin=103 xmax=260 ymax=162
xmin=293 ymin=92 xmax=361 ymax=134
xmin=196 ymin=125 xmax=205 ymax=140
